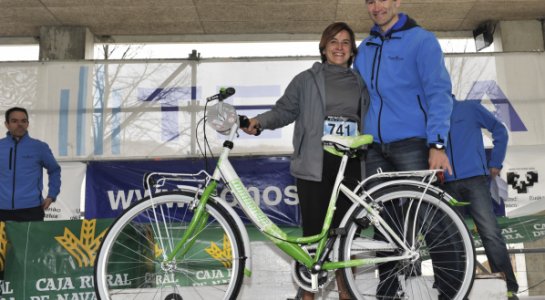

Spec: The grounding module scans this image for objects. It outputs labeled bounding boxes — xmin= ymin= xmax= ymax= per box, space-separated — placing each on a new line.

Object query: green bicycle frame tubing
xmin=322 ymin=253 xmax=412 ymax=271
xmin=166 ymin=180 xmax=217 ymax=261
xmin=279 ymin=160 xmax=345 ymax=248
xmin=218 ymin=158 xmax=317 ymax=268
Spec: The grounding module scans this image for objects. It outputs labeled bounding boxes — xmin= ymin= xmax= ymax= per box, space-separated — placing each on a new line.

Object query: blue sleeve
xmin=475 ymin=103 xmax=508 ymax=169
xmin=416 ymin=32 xmax=453 ymax=145
xmin=42 ymin=143 xmax=61 ymax=199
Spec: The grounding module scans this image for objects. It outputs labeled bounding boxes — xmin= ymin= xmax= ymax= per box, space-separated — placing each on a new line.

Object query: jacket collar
xmin=370 ymin=13 xmax=419 ymax=39
xmin=6 ymin=131 xmax=29 ymax=142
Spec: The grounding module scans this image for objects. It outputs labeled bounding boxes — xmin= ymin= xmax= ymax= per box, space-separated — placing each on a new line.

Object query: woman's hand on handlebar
xmin=239 ymin=115 xmax=262 ymax=136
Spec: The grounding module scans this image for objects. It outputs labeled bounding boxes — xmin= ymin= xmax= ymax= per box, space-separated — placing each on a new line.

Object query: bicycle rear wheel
xmin=94 ymin=192 xmax=245 ymax=300
xmin=339 ymin=186 xmax=475 ymax=300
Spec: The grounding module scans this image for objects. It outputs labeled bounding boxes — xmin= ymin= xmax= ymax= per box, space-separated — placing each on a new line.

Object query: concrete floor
xmin=238 ymin=241 xmax=545 ymax=300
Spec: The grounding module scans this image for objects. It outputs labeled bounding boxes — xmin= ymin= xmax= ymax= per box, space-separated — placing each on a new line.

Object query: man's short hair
xmin=5 ymin=107 xmax=28 ymax=123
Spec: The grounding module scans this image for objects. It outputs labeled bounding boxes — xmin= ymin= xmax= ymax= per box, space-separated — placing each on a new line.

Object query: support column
xmin=39 ymin=26 xmax=94 ymax=60
xmin=493 ymin=20 xmax=544 ymax=52
xmin=493 ymin=19 xmax=545 ymax=297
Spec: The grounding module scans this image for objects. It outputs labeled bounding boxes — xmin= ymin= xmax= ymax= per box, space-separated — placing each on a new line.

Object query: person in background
xmin=243 ymin=22 xmax=369 ymax=300
xmin=0 ymin=107 xmax=61 ymax=222
xmin=442 ymin=97 xmax=519 ymax=300
xmin=353 ymin=0 xmax=454 ymax=298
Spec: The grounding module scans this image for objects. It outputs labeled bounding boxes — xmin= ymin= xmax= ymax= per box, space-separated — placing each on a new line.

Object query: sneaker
xmin=507 ymin=291 xmax=519 ymax=300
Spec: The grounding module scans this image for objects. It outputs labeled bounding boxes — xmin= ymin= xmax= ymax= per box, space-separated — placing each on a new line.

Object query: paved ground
xmin=238 ymin=240 xmax=545 ymax=300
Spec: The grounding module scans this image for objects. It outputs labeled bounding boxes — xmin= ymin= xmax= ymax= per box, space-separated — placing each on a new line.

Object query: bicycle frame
xmin=154 ymin=121 xmax=448 ymax=282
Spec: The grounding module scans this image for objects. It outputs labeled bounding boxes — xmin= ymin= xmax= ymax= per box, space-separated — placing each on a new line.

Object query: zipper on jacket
xmin=370 ymin=47 xmax=379 ymax=90
xmin=375 ymin=41 xmax=385 ymax=143
xmin=11 ymin=143 xmax=18 ymax=209
xmin=9 ymin=148 xmax=13 ymax=169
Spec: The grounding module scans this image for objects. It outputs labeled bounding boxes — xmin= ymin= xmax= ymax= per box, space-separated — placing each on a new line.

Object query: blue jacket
xmin=353 ymin=14 xmax=452 ymax=145
xmin=0 ymin=132 xmax=61 ymax=210
xmin=445 ymin=100 xmax=508 ymax=182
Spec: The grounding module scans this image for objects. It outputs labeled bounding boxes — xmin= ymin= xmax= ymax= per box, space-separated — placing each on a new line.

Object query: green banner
xmin=467 ymin=215 xmax=545 ymax=246
xmin=2 ymin=219 xmax=111 ymax=299
xmin=1 ymin=216 xmax=545 ymax=299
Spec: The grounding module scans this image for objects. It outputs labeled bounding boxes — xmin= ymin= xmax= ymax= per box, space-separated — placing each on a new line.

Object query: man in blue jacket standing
xmin=354 ymin=0 xmax=454 ymax=299
xmin=354 ymin=0 xmax=453 ymax=174
xmin=0 ymin=107 xmax=61 ymax=222
xmin=443 ymin=98 xmax=519 ymax=300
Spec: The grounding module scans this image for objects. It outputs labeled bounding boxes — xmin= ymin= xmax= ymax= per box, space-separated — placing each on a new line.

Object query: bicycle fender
xmin=365 ymin=179 xmax=456 ymax=204
xmin=334 ymin=179 xmax=457 ymax=260
xmin=178 ymin=185 xmax=253 ymax=277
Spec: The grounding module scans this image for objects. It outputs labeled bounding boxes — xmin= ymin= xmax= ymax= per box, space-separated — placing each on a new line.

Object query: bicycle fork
xmin=157 ymin=180 xmax=217 ymax=262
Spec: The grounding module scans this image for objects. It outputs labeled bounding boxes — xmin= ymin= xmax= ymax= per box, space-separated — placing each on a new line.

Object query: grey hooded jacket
xmin=256 ymin=62 xmax=369 ymax=182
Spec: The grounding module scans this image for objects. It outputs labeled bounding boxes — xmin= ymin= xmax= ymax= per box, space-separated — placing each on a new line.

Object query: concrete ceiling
xmin=1 ymin=0 xmax=545 ymax=43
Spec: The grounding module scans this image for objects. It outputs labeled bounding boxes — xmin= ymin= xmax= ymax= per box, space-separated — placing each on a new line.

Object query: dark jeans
xmin=0 ymin=205 xmax=45 ymax=222
xmin=366 ymin=138 xmax=459 ymax=298
xmin=444 ymin=176 xmax=519 ymax=292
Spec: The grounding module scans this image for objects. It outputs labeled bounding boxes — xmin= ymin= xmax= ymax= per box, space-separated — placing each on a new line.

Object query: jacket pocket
xmin=295 ymin=132 xmax=305 ymax=157
xmin=416 ymin=95 xmax=427 ymax=123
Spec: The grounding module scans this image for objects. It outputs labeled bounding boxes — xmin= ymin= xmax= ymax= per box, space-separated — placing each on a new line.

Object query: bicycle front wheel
xmin=94 ymin=192 xmax=245 ymax=300
xmin=339 ymin=186 xmax=475 ymax=300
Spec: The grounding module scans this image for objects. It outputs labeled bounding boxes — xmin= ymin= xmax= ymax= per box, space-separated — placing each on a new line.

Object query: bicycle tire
xmin=339 ymin=185 xmax=475 ymax=300
xmin=94 ymin=191 xmax=245 ymax=300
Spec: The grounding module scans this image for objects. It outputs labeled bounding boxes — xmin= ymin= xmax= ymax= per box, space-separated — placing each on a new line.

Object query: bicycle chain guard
xmin=291 ymin=248 xmax=330 ymax=292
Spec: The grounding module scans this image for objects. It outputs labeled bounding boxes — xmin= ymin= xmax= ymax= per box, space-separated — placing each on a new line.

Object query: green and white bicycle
xmin=94 ymin=89 xmax=475 ymax=300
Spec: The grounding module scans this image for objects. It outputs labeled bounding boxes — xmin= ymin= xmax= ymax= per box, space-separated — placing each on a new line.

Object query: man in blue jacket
xmin=443 ymin=98 xmax=519 ymax=300
xmin=354 ymin=0 xmax=453 ymax=174
xmin=0 ymin=107 xmax=61 ymax=222
xmin=354 ymin=0 xmax=454 ymax=299
xmin=354 ymin=0 xmax=454 ymax=295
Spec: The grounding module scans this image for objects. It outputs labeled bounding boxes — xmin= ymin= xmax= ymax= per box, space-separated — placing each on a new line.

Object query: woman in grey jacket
xmin=243 ymin=22 xmax=369 ymax=300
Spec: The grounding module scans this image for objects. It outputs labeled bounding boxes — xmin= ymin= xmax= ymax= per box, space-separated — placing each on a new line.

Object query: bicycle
xmin=94 ymin=89 xmax=475 ymax=300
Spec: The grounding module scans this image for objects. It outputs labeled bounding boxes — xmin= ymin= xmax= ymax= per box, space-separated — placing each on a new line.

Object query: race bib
xmin=323 ymin=116 xmax=358 ymax=137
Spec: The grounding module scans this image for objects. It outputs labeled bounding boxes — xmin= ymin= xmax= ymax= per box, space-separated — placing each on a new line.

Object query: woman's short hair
xmin=319 ymin=22 xmax=358 ymax=67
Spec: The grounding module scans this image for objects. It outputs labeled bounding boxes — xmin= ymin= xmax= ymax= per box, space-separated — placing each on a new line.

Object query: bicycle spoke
xmin=340 ymin=186 xmax=475 ymax=300
xmin=95 ymin=193 xmax=245 ymax=300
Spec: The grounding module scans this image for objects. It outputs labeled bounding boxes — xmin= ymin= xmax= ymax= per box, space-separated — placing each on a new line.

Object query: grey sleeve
xmin=255 ymin=73 xmax=305 ymax=130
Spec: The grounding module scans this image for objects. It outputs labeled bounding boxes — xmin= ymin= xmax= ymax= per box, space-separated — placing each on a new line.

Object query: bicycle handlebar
xmin=238 ymin=115 xmax=262 ymax=136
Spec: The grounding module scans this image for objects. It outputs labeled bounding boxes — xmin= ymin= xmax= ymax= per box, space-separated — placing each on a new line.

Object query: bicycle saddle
xmin=322 ymin=134 xmax=373 ymax=149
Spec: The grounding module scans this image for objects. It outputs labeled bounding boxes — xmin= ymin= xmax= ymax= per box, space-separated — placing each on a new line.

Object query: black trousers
xmin=296 ymin=151 xmax=361 ymax=236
